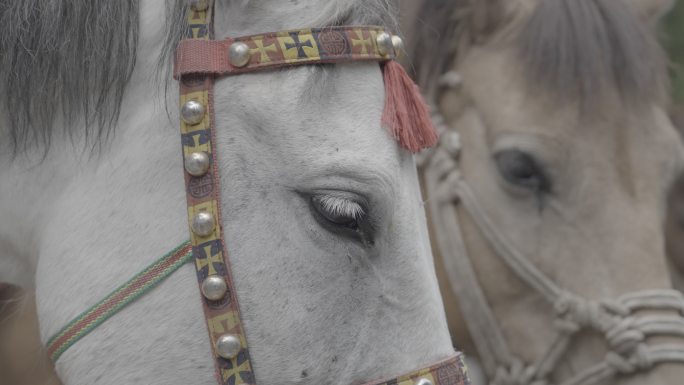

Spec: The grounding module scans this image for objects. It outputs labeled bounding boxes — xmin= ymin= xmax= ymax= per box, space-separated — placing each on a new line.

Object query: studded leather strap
xmin=174 ymin=26 xmax=395 ymax=79
xmin=179 ymin=3 xmax=257 ymax=385
xmin=363 ymin=355 xmax=471 ymax=385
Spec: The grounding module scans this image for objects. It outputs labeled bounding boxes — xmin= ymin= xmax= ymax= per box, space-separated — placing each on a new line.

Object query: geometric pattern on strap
xmin=175 ymin=26 xmax=395 ymax=79
xmin=362 ymin=354 xmax=471 ymax=385
xmin=179 ymin=4 xmax=256 ymax=385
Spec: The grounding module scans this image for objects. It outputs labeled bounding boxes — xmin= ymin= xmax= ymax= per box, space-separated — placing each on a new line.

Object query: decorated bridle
xmin=420 ymin=75 xmax=684 ymax=385
xmin=45 ymin=2 xmax=470 ymax=385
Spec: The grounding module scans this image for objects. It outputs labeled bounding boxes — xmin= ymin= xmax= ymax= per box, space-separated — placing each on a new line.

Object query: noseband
xmin=421 ymin=75 xmax=684 ymax=385
xmin=45 ymin=2 xmax=470 ymax=385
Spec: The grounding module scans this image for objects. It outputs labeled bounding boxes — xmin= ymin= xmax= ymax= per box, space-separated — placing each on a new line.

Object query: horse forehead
xmin=215 ymin=64 xmax=393 ymax=157
xmin=462 ymin=46 xmax=681 ymax=195
xmin=216 ymin=0 xmax=328 ymax=36
xmin=464 ymin=47 xmax=673 ymax=147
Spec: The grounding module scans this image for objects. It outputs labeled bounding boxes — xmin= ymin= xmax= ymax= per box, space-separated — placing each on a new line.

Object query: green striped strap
xmin=46 ymin=241 xmax=193 ymax=362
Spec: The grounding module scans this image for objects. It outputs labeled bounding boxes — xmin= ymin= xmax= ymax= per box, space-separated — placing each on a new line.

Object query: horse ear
xmin=626 ymin=0 xmax=675 ymax=25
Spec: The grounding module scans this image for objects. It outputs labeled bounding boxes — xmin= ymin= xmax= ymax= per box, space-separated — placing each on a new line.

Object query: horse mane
xmin=410 ymin=0 xmax=669 ymax=110
xmin=0 ymin=0 xmax=397 ymax=155
xmin=0 ymin=1 xmax=140 ymax=154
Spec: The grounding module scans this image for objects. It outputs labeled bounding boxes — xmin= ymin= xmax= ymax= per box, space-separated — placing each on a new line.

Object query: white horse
xmin=0 ymin=1 xmax=459 ymax=384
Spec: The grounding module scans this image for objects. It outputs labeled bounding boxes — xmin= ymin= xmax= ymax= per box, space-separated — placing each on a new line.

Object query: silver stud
xmin=192 ymin=211 xmax=215 ymax=237
xmin=184 ymin=152 xmax=210 ymax=177
xmin=229 ymin=42 xmax=251 ymax=68
xmin=391 ymin=35 xmax=404 ymax=57
xmin=376 ymin=32 xmax=393 ymax=57
xmin=415 ymin=379 xmax=434 ymax=385
xmin=181 ymin=100 xmax=205 ymax=125
xmin=201 ymin=275 xmax=228 ymax=301
xmin=189 ymin=0 xmax=209 ymax=11
xmin=216 ymin=334 xmax=241 ymax=359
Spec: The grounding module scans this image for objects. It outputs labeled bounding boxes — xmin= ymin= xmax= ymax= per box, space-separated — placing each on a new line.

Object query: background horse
xmin=668 ymin=96 xmax=684 ymax=290
xmin=0 ymin=1 xmax=458 ymax=384
xmin=665 ymin=0 xmax=684 ymax=293
xmin=403 ymin=0 xmax=684 ymax=384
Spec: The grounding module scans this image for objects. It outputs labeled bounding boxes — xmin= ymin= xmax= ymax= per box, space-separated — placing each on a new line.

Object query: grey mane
xmin=0 ymin=1 xmax=140 ymax=154
xmin=410 ymin=0 xmax=668 ymax=109
xmin=0 ymin=0 xmax=397 ymax=154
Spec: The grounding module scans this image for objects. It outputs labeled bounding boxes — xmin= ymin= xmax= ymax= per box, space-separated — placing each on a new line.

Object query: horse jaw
xmin=27 ymin=1 xmax=454 ymax=385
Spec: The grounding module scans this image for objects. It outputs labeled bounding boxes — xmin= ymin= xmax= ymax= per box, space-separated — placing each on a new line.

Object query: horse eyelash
xmin=315 ymin=195 xmax=366 ymax=220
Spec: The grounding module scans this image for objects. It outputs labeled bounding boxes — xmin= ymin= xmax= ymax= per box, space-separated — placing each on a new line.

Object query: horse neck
xmin=31 ymin=2 xmax=201 ymax=382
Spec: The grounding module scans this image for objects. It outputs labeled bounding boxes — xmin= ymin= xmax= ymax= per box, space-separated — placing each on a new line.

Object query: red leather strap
xmin=363 ymin=354 xmax=471 ymax=385
xmin=174 ymin=26 xmax=395 ymax=79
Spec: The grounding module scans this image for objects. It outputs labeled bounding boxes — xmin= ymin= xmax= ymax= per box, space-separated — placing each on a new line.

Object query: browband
xmin=174 ymin=26 xmax=396 ymax=79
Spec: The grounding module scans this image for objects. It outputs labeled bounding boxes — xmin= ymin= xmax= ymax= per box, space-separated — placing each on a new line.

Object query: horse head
xmin=407 ymin=0 xmax=684 ymax=384
xmin=0 ymin=1 xmax=462 ymax=384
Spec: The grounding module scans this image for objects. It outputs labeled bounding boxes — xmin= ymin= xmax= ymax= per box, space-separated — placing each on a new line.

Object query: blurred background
xmin=664 ymin=0 xmax=684 ymax=127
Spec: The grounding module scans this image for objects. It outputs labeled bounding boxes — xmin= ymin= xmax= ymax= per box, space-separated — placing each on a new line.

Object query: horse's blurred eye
xmin=495 ymin=149 xmax=551 ymax=194
xmin=311 ymin=195 xmax=364 ymax=230
xmin=309 ymin=193 xmax=375 ymax=247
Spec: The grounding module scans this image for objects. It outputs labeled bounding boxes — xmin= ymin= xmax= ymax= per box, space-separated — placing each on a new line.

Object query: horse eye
xmin=311 ymin=195 xmax=364 ymax=230
xmin=308 ymin=193 xmax=375 ymax=246
xmin=494 ymin=149 xmax=551 ymax=193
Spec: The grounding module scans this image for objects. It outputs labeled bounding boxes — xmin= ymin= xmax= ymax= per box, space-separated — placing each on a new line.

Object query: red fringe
xmin=381 ymin=60 xmax=439 ymax=153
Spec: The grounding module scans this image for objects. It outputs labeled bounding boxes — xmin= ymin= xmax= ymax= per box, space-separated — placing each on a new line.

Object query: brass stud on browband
xmin=192 ymin=211 xmax=215 ymax=237
xmin=391 ymin=35 xmax=404 ymax=58
xmin=216 ymin=334 xmax=241 ymax=359
xmin=229 ymin=42 xmax=251 ymax=68
xmin=376 ymin=32 xmax=393 ymax=57
xmin=184 ymin=151 xmax=210 ymax=177
xmin=201 ymin=275 xmax=228 ymax=301
xmin=181 ymin=100 xmax=205 ymax=125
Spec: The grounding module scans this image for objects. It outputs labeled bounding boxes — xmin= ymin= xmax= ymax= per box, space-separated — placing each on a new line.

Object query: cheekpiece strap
xmin=174 ymin=26 xmax=396 ymax=79
xmin=363 ymin=354 xmax=471 ymax=385
xmin=178 ymin=3 xmax=257 ymax=385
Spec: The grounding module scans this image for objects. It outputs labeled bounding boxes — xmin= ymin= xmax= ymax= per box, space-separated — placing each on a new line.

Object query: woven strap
xmin=46 ymin=241 xmax=193 ymax=362
xmin=178 ymin=4 xmax=260 ymax=385
xmin=174 ymin=26 xmax=394 ymax=78
xmin=364 ymin=354 xmax=470 ymax=385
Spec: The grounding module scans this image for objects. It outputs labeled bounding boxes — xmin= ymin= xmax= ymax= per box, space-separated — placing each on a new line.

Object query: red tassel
xmin=381 ymin=60 xmax=439 ymax=153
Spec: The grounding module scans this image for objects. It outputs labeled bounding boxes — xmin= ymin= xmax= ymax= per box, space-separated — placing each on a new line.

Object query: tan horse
xmin=404 ymin=0 xmax=684 ymax=384
xmin=668 ymin=108 xmax=684 ymax=289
